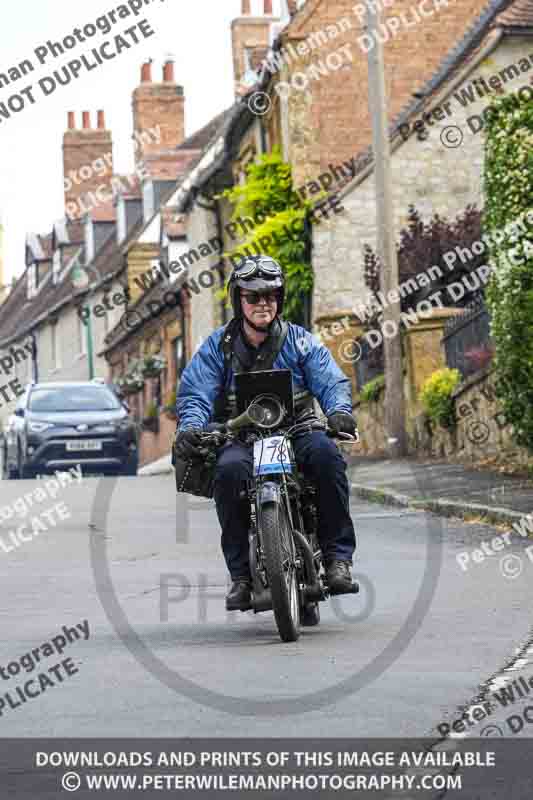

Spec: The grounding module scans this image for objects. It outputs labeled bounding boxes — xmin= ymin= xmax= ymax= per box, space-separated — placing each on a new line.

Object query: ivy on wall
xmin=484 ymin=92 xmax=533 ymax=450
xmin=222 ymin=148 xmax=314 ymax=325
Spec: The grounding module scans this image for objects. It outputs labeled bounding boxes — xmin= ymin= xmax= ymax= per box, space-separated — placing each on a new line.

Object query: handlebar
xmin=198 ymin=421 xmax=359 ymax=446
xmin=330 ymin=430 xmax=359 ymax=442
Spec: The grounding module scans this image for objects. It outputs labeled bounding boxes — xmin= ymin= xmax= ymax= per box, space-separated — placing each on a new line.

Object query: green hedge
xmin=484 ymin=92 xmax=533 ymax=450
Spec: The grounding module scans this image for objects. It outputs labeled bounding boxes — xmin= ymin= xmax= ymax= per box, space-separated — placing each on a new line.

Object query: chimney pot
xmin=141 ymin=61 xmax=152 ymax=82
xmin=264 ymin=0 xmax=273 ymax=13
xmin=163 ymin=60 xmax=174 ymax=82
xmin=82 ymin=111 xmax=91 ymax=129
xmin=97 ymin=110 xmax=105 ymax=129
xmin=242 ymin=0 xmax=251 ymax=14
xmin=67 ymin=111 xmax=76 ymax=130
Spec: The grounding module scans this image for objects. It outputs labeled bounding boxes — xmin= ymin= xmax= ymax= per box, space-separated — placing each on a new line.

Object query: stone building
xmin=0 ymin=215 xmax=6 ymax=306
xmin=0 ymin=61 xmax=201 ymax=444
xmin=310 ymin=0 xmax=533 ymax=453
xmin=313 ymin=0 xmax=533 ymax=324
xmin=260 ymin=0 xmax=491 ymax=189
xmin=98 ymin=61 xmax=243 ymax=465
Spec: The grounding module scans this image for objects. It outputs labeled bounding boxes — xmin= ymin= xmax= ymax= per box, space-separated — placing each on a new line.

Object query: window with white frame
xmin=51 ymin=321 xmax=61 ymax=370
xmin=77 ymin=312 xmax=87 ymax=356
xmin=27 ymin=344 xmax=34 ymax=383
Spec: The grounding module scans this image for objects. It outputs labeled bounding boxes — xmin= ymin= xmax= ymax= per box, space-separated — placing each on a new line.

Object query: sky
xmin=0 ymin=0 xmax=283 ymax=286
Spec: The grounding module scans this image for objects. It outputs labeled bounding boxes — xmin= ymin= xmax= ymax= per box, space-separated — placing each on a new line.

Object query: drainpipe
xmin=214 ymin=202 xmax=228 ymax=325
xmin=86 ymin=309 xmax=95 ymax=380
xmin=30 ymin=332 xmax=38 ymax=382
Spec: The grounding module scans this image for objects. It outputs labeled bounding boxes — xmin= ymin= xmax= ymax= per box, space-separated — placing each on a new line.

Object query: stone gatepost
xmin=313 ymin=311 xmax=364 ymax=401
xmin=402 ymin=307 xmax=464 ymax=414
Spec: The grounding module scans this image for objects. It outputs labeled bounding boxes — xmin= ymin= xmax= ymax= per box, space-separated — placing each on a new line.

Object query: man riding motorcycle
xmin=175 ymin=255 xmax=357 ymax=611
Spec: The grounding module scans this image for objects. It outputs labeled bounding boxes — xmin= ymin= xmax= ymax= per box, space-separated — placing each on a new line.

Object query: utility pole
xmin=365 ymin=1 xmax=407 ymax=457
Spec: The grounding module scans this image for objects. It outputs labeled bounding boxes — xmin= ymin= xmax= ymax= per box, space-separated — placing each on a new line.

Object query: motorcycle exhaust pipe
xmin=252 ymin=588 xmax=272 ymax=613
xmin=293 ymin=529 xmax=323 ymax=601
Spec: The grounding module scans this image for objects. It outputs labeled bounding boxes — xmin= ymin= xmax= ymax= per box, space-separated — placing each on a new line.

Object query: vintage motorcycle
xmin=176 ymin=369 xmax=359 ymax=643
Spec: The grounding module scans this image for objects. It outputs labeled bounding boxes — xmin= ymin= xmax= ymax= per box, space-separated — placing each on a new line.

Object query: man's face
xmin=240 ymin=290 xmax=278 ymax=328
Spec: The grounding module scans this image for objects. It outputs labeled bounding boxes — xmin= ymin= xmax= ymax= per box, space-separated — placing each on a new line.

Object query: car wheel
xmin=2 ymin=448 xmax=18 ymax=480
xmin=18 ymin=447 xmax=35 ymax=480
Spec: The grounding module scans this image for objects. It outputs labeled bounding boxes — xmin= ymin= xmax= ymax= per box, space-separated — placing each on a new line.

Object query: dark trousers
xmin=213 ymin=430 xmax=356 ymax=580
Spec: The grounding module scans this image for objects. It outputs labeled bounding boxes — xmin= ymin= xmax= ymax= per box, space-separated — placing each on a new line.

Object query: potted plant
xmin=142 ymin=401 xmax=160 ymax=433
xmin=162 ymin=390 xmax=177 ymax=420
xmin=141 ymin=354 xmax=166 ymax=379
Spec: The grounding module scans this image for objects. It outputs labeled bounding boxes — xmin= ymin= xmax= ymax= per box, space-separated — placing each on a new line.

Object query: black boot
xmin=226 ymin=578 xmax=252 ymax=611
xmin=325 ymin=560 xmax=358 ymax=595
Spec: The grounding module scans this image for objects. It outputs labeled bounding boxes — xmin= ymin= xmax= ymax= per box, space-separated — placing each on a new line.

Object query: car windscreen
xmin=28 ymin=386 xmax=121 ymax=413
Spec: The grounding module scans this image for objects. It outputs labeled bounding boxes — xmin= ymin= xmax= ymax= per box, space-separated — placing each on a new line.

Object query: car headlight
xmin=28 ymin=421 xmax=54 ymax=433
xmin=113 ymin=419 xmax=133 ymax=431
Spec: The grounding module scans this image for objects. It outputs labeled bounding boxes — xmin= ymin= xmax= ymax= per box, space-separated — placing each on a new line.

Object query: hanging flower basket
xmin=141 ymin=416 xmax=160 ymax=433
xmin=162 ymin=389 xmax=177 ymax=420
xmin=116 ymin=368 xmax=144 ymax=396
xmin=141 ymin=354 xmax=166 ymax=379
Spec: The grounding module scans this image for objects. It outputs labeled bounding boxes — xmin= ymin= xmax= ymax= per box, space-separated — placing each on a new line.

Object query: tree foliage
xmin=364 ymin=205 xmax=484 ymax=312
xmin=222 ymin=148 xmax=314 ymax=325
xmin=362 ymin=205 xmax=485 ymax=372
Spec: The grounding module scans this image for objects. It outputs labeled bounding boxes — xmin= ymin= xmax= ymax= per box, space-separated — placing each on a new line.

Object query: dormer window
xmin=117 ymin=196 xmax=127 ymax=243
xmin=143 ymin=181 xmax=155 ymax=222
xmin=85 ymin=217 xmax=95 ymax=264
xmin=27 ymin=264 xmax=37 ymax=300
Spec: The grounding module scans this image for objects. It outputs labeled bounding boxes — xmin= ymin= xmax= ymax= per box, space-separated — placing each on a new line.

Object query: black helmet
xmin=228 ymin=255 xmax=285 ymax=319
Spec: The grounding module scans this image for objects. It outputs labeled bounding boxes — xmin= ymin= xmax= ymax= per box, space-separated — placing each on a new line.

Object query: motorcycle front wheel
xmin=260 ymin=500 xmax=300 ymax=642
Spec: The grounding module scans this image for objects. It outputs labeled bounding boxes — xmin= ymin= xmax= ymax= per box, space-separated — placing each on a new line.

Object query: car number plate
xmin=66 ymin=440 xmax=102 ymax=451
xmin=253 ymin=436 xmax=294 ymax=476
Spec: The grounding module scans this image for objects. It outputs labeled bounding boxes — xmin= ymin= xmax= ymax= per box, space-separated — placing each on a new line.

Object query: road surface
xmin=0 ymin=470 xmax=532 ymax=738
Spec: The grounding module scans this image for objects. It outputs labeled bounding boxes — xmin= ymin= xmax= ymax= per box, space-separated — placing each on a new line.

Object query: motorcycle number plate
xmin=253 ymin=436 xmax=295 ymax=476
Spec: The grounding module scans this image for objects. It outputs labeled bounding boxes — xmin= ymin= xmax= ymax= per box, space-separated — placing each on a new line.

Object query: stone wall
xmin=356 ymin=365 xmax=533 ymax=467
xmin=184 ymin=200 xmax=223 ymax=354
xmin=417 ymin=367 xmax=531 ymax=466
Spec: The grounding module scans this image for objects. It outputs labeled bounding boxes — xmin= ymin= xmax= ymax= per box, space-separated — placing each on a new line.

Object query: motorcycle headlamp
xmin=249 ymin=395 xmax=286 ymax=430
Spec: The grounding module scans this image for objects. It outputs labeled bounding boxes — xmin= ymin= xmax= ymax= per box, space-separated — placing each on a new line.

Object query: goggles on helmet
xmin=233 ymin=257 xmax=283 ymax=281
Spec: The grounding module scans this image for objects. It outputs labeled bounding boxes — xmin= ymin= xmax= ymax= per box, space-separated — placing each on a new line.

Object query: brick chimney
xmin=132 ymin=60 xmax=185 ymax=167
xmin=231 ymin=0 xmax=279 ymax=94
xmin=62 ymin=111 xmax=114 ymax=221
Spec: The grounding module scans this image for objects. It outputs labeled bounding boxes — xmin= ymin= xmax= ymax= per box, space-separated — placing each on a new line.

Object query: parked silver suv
xmin=2 ymin=381 xmax=138 ymax=479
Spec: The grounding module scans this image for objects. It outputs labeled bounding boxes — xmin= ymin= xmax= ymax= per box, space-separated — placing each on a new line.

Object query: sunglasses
xmin=241 ymin=291 xmax=279 ymax=305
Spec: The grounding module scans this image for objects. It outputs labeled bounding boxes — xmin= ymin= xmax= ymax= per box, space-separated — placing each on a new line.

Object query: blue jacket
xmin=176 ymin=322 xmax=352 ymax=431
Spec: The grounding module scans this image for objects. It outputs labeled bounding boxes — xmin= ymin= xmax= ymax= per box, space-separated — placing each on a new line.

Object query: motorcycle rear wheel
xmin=261 ymin=501 xmax=300 ymax=642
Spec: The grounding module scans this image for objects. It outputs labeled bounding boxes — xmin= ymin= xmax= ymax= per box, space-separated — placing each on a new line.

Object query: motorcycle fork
xmin=248 ymin=479 xmax=269 ymax=600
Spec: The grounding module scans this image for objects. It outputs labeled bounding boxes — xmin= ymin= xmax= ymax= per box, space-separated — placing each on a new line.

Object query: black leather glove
xmin=174 ymin=428 xmax=203 ymax=460
xmin=328 ymin=411 xmax=357 ymax=436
